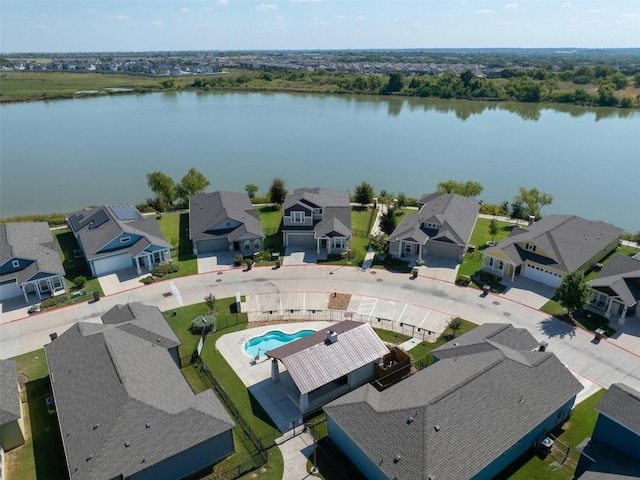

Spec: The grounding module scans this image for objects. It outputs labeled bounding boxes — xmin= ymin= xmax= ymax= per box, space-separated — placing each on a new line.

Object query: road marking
xmin=397 ymin=303 xmax=408 ymax=325
xmin=417 ymin=310 xmax=432 ymax=329
xmin=303 ymin=292 xmax=306 ymax=312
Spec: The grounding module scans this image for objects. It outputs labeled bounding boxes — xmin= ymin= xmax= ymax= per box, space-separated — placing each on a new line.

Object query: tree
xmin=146 ymin=171 xmax=175 ymax=206
xmin=446 ymin=317 xmax=463 ymax=338
xmin=369 ymin=232 xmax=389 ymax=259
xmin=510 ymin=200 xmax=526 ymax=221
xmin=436 ymin=179 xmax=483 ymax=197
xmin=176 ymin=167 xmax=210 ymax=205
xmin=397 ymin=192 xmax=407 ymax=212
xmin=245 ymin=183 xmax=259 ymax=199
xmin=383 ymin=72 xmax=404 ymax=94
xmin=354 ymin=181 xmax=374 ymax=206
xmin=204 ymin=293 xmax=216 ymax=313
xmin=488 ymin=219 xmax=499 ymax=243
xmin=634 ymin=72 xmax=640 ymax=88
xmin=633 ymin=231 xmax=640 ymax=251
xmin=500 ymin=200 xmax=510 ymax=215
xmin=515 ymin=186 xmax=553 ymax=219
xmin=555 ymin=270 xmax=592 ymax=319
xmin=268 ymin=177 xmax=287 ymax=204
xmin=379 ymin=208 xmax=397 ymax=235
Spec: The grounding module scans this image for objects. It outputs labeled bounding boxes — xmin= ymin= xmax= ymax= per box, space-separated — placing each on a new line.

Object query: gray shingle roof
xmin=390 ymin=193 xmax=480 ymax=246
xmin=596 ymin=383 xmax=640 ymax=435
xmin=282 ymin=188 xmax=351 ymax=236
xmin=46 ymin=303 xmax=234 ymax=480
xmin=67 ymin=205 xmax=170 ymax=261
xmin=189 ymin=191 xmax=264 ymax=242
xmin=0 ymin=359 xmax=21 ymax=426
xmin=485 ymin=215 xmax=623 ymax=272
xmin=324 ymin=324 xmax=582 ymax=480
xmin=589 ymin=254 xmax=640 ymax=307
xmin=0 ymin=222 xmax=65 ymax=285
xmin=266 ymin=321 xmax=388 ymax=395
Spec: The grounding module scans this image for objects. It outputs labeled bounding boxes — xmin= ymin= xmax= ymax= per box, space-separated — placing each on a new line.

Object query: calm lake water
xmin=1 ymin=92 xmax=638 ymax=231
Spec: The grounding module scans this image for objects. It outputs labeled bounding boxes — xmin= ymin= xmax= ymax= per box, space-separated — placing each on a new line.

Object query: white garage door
xmin=428 ymin=242 xmax=462 ymax=260
xmin=93 ymin=253 xmax=133 ymax=276
xmin=0 ymin=280 xmax=22 ymax=301
xmin=196 ymin=238 xmax=229 ymax=254
xmin=523 ymin=264 xmax=563 ymax=287
xmin=286 ymin=233 xmax=316 ymax=247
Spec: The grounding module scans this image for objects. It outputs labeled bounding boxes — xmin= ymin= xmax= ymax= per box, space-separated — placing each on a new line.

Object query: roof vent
xmin=394 ymin=454 xmax=401 ymax=464
xmin=434 ymin=425 xmax=441 ymax=432
xmin=145 ymin=423 xmax=151 ymax=429
xmin=407 ymin=411 xmax=419 ymax=424
xmin=326 ymin=329 xmax=338 ymax=344
xmin=125 ymin=441 xmax=130 ymax=447
xmin=86 ymin=455 xmax=93 ymax=461
xmin=92 ymin=424 xmax=99 ymax=430
xmin=157 ymin=338 xmax=161 ymax=343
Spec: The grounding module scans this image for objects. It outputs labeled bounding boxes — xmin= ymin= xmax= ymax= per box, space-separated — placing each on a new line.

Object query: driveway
xmin=283 ymin=247 xmax=321 ymax=265
xmin=197 ymin=252 xmax=235 ymax=273
xmin=501 ymin=277 xmax=555 ymax=309
xmin=415 ymin=257 xmax=460 ymax=283
xmin=98 ymin=268 xmax=149 ymax=296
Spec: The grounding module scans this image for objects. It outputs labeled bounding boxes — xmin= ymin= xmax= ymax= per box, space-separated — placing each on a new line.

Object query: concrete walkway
xmin=362 ymin=204 xmax=386 ymax=269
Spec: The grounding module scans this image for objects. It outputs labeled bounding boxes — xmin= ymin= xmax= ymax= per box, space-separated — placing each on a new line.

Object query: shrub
xmin=456 ymin=274 xmax=471 ymax=286
xmin=40 ymin=295 xmax=69 ymax=309
xmin=140 ymin=276 xmax=155 ymax=284
xmin=204 ymin=293 xmax=216 ymax=312
xmin=152 ymin=262 xmax=180 ymax=277
xmin=415 ymin=258 xmax=425 ymax=266
xmin=73 ymin=275 xmax=87 ymax=289
xmin=234 ymin=255 xmax=244 ymax=267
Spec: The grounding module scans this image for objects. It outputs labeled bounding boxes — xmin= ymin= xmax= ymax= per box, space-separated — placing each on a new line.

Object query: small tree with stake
xmin=446 ymin=317 xmax=463 ymax=338
xmin=488 ymin=219 xmax=499 ymax=244
xmin=555 ymin=270 xmax=592 ymax=321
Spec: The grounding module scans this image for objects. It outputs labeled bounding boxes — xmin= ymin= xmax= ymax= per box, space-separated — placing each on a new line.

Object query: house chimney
xmin=326 ymin=330 xmax=338 ymax=344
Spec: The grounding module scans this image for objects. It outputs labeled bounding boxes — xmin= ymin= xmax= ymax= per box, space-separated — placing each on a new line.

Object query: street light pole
xmin=311 ymin=422 xmax=318 ymax=474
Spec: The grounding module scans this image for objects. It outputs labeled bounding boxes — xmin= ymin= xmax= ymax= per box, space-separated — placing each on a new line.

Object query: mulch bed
xmin=328 ymin=293 xmax=351 ymax=311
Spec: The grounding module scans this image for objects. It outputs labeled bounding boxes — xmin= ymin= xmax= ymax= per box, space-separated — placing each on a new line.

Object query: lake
xmin=0 ymin=92 xmax=638 ymax=231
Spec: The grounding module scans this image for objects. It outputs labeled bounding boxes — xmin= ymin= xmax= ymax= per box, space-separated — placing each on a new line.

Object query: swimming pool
xmin=244 ymin=329 xmax=315 ymax=358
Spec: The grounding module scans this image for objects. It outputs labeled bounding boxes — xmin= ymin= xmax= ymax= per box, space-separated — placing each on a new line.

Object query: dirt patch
xmin=328 ymin=293 xmax=351 ymax=311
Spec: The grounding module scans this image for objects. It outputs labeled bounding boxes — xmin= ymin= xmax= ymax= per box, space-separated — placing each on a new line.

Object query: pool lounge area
xmin=244 ymin=329 xmax=315 ymax=358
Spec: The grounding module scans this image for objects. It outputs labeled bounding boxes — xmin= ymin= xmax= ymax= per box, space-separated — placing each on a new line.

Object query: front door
xmin=321 ymin=239 xmax=327 ymax=248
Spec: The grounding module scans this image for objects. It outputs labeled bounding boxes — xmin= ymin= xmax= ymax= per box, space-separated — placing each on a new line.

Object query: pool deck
xmin=216 ymin=321 xmax=334 ymax=479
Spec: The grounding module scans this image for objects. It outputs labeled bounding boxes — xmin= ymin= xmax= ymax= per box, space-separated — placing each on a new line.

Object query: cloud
xmin=88 ymin=8 xmax=98 ymax=15
xmin=217 ymin=0 xmax=228 ymax=4
xmin=587 ymin=8 xmax=600 ymax=14
xmin=181 ymin=7 xmax=191 ymax=13
xmin=355 ymin=15 xmax=365 ymax=21
xmin=310 ymin=16 xmax=326 ymax=26
xmin=257 ymin=3 xmax=277 ymax=11
xmin=621 ymin=12 xmax=640 ymax=19
xmin=505 ymin=3 xmax=518 ymax=9
xmin=562 ymin=2 xmax=571 ymax=7
xmin=476 ymin=9 xmax=494 ymax=15
xmin=274 ymin=14 xmax=286 ymax=27
xmin=293 ymin=0 xmax=323 ymax=2
xmin=335 ymin=14 xmax=345 ymax=20
xmin=115 ymin=14 xmax=130 ymax=21
xmin=152 ymin=20 xmax=164 ymax=27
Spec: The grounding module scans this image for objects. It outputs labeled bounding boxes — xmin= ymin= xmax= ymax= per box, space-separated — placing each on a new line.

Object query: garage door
xmin=427 ymin=242 xmax=462 ymax=260
xmin=286 ymin=233 xmax=316 ymax=247
xmin=0 ymin=280 xmax=22 ymax=301
xmin=93 ymin=253 xmax=133 ymax=276
xmin=196 ymin=238 xmax=229 ymax=255
xmin=523 ymin=264 xmax=563 ymax=287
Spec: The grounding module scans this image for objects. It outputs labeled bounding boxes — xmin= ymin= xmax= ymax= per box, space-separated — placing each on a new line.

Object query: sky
xmin=1 ymin=1 xmax=639 ymax=53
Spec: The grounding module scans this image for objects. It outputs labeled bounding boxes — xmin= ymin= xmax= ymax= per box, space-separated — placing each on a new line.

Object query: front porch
xmin=588 ymin=291 xmax=637 ymax=325
xmin=316 ymin=236 xmax=350 ymax=256
xmin=135 ymin=248 xmax=171 ymax=274
xmin=20 ymin=274 xmax=66 ymax=302
xmin=481 ymin=254 xmax=518 ymax=282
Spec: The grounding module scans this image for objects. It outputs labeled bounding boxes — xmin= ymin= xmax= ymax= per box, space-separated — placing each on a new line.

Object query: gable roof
xmin=283 ymin=187 xmax=352 ymax=235
xmin=46 ymin=303 xmax=234 ymax=480
xmin=0 ymin=222 xmax=65 ymax=285
xmin=590 ymin=254 xmax=640 ymax=307
xmin=267 ymin=321 xmax=388 ymax=395
xmin=67 ymin=205 xmax=170 ymax=261
xmin=189 ymin=191 xmax=264 ymax=241
xmin=390 ymin=193 xmax=480 ymax=246
xmin=0 ymin=359 xmax=21 ymax=426
xmin=324 ymin=324 xmax=582 ymax=480
xmin=595 ymin=383 xmax=640 ymax=436
xmin=485 ymin=215 xmax=623 ymax=271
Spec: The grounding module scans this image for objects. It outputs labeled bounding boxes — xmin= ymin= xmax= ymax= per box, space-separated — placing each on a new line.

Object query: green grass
xmin=6 ymin=349 xmax=67 ymax=480
xmin=256 ymin=205 xmax=284 ymax=254
xmin=155 ymin=211 xmax=198 ymax=275
xmin=498 ymin=389 xmax=606 ymax=480
xmin=373 ymin=328 xmax=411 ymax=345
xmin=458 ymin=218 xmax=515 ymax=278
xmin=584 ymin=245 xmax=637 ymax=281
xmin=406 ymin=318 xmax=478 ymax=363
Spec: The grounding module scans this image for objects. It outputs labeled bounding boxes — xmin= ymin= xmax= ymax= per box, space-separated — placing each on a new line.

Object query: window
xmin=254 ymin=239 xmax=261 ymax=249
xmin=499 ymin=260 xmax=504 ymax=270
xmin=405 ymin=243 xmax=412 ymax=253
xmin=291 ymin=211 xmax=305 ymax=223
xmin=333 ymin=238 xmax=344 ymax=249
xmin=313 ymin=208 xmax=322 ymax=215
xmin=244 ymin=241 xmax=250 ymax=250
xmin=488 ymin=257 xmax=494 ymax=267
xmin=12 ymin=259 xmax=20 ymax=268
xmin=120 ymin=236 xmax=131 ymax=243
xmin=153 ymin=251 xmax=163 ymax=263
xmin=526 ymin=243 xmax=536 ymax=252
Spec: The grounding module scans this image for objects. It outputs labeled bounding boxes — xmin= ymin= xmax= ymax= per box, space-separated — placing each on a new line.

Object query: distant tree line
xmin=190 ymin=67 xmax=639 ymax=109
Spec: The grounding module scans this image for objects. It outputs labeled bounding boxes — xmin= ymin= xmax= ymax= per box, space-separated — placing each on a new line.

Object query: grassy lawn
xmin=5 ymin=349 xmax=68 ymax=480
xmin=584 ymin=245 xmax=637 ymax=282
xmin=373 ymin=327 xmax=411 ymax=345
xmin=458 ymin=218 xmax=515 ymax=278
xmin=256 ymin=205 xmax=284 ymax=254
xmin=155 ymin=211 xmax=198 ymax=276
xmin=497 ymin=389 xmax=606 ymax=480
xmin=406 ymin=318 xmax=478 ymax=363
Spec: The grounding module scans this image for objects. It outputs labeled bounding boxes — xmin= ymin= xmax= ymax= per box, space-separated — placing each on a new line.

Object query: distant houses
xmin=589 ymin=253 xmax=640 ymax=323
xmin=0 ymin=359 xmax=25 ymax=454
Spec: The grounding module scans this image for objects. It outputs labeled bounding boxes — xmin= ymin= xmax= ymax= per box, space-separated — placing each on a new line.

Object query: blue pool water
xmin=244 ymin=330 xmax=315 ymax=358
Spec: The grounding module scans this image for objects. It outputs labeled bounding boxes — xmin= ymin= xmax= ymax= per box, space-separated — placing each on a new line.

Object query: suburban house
xmin=0 ymin=359 xmax=25 ymax=454
xmin=592 ymin=383 xmax=640 ymax=461
xmin=46 ymin=303 xmax=235 ymax=480
xmin=324 ymin=323 xmax=582 ymax=480
xmin=482 ymin=215 xmax=623 ymax=288
xmin=589 ymin=253 xmax=639 ymax=323
xmin=0 ymin=222 xmax=66 ymax=302
xmin=388 ymin=193 xmax=481 ymax=262
xmin=189 ymin=191 xmax=265 ymax=256
xmin=266 ymin=321 xmax=389 ymax=414
xmin=67 ymin=205 xmax=171 ymax=277
xmin=281 ymin=187 xmax=351 ymax=256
